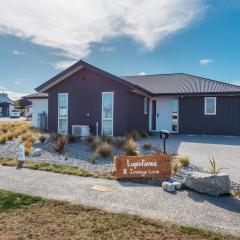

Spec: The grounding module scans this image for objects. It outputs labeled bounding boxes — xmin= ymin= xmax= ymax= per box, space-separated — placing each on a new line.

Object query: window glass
xmin=102 ymin=120 xmax=113 ymax=136
xmin=205 ymin=98 xmax=216 ymax=115
xmin=103 ymin=94 xmax=113 ymax=119
xmin=172 ymin=100 xmax=178 ymax=132
xmin=144 ymin=98 xmax=148 ymax=115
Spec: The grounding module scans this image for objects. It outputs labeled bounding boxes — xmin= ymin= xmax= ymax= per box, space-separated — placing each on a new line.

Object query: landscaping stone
xmin=185 ymin=172 xmax=231 ymax=196
xmin=173 ymin=181 xmax=182 ymax=190
xmin=31 ymin=148 xmax=43 ymax=157
xmin=162 ymin=182 xmax=175 ymax=192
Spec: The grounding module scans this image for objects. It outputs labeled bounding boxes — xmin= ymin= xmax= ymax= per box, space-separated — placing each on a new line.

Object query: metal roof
xmin=24 ymin=93 xmax=48 ymax=99
xmin=122 ymin=73 xmax=240 ymax=95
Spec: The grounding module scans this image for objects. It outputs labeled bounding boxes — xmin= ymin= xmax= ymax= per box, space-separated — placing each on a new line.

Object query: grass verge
xmin=0 ymin=156 xmax=115 ymax=180
xmin=0 ymin=189 xmax=239 ymax=240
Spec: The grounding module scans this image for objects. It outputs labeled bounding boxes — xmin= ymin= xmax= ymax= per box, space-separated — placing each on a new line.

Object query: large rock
xmin=185 ymin=172 xmax=230 ymax=196
xmin=31 ymin=148 xmax=42 ymax=157
xmin=162 ymin=182 xmax=175 ymax=192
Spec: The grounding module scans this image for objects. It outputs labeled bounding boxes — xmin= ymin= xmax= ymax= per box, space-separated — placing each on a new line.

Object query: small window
xmin=204 ymin=97 xmax=216 ymax=115
xmin=144 ymin=98 xmax=148 ymax=115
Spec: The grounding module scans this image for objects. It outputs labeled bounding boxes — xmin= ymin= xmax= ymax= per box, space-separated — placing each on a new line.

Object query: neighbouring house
xmin=33 ymin=60 xmax=240 ymax=136
xmin=24 ymin=93 xmax=48 ymax=129
xmin=17 ymin=97 xmax=32 ymax=117
xmin=0 ymin=93 xmax=13 ymax=117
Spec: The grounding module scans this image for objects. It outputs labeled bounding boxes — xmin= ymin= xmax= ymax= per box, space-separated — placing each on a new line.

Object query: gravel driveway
xmin=139 ymin=135 xmax=240 ymax=183
xmin=0 ymin=166 xmax=239 ymax=236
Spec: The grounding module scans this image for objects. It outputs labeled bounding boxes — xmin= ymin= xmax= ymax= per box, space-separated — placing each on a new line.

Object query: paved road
xmin=0 ymin=166 xmax=239 ymax=236
xmin=139 ymin=135 xmax=240 ymax=183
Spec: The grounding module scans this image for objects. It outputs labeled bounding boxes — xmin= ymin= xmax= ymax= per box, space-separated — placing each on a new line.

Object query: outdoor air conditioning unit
xmin=72 ymin=125 xmax=90 ymax=137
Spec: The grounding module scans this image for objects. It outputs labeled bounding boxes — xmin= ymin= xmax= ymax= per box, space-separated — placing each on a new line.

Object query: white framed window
xmin=144 ymin=97 xmax=148 ymax=115
xmin=204 ymin=97 xmax=216 ymax=115
xmin=58 ymin=93 xmax=68 ymax=134
xmin=102 ymin=92 xmax=114 ymax=136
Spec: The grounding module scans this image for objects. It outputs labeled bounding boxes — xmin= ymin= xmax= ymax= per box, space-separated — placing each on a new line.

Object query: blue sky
xmin=0 ymin=0 xmax=240 ymax=100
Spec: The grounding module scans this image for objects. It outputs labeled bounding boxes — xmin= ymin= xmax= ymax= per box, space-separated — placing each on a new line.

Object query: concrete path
xmin=139 ymin=135 xmax=240 ymax=183
xmin=0 ymin=166 xmax=240 ymax=236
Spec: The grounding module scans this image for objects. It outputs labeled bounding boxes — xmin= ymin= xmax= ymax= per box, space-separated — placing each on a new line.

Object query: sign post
xmin=17 ymin=144 xmax=25 ymax=169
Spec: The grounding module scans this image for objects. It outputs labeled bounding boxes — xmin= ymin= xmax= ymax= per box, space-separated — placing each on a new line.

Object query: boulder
xmin=31 ymin=148 xmax=42 ymax=157
xmin=185 ymin=172 xmax=230 ymax=196
xmin=162 ymin=182 xmax=175 ymax=192
xmin=173 ymin=181 xmax=182 ymax=190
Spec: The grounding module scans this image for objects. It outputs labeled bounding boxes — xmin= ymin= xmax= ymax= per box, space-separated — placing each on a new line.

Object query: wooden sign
xmin=114 ymin=154 xmax=171 ymax=179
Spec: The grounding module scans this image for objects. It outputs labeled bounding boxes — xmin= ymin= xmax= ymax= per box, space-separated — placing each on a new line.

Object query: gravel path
xmin=0 ymin=165 xmax=239 ymax=236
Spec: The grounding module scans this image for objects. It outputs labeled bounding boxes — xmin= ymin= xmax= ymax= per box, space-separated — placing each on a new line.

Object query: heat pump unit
xmin=72 ymin=125 xmax=90 ymax=137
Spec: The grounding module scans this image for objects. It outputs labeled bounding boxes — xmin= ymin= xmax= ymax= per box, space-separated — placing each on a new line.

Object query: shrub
xmin=172 ymin=162 xmax=180 ymax=175
xmin=39 ymin=135 xmax=47 ymax=143
xmin=5 ymin=132 xmax=14 ymax=141
xmin=128 ymin=129 xmax=142 ymax=141
xmin=123 ymin=138 xmax=139 ymax=156
xmin=24 ymin=146 xmax=32 ymax=156
xmin=90 ymin=151 xmax=98 ymax=164
xmin=100 ymin=135 xmax=113 ymax=144
xmin=0 ymin=135 xmax=7 ymax=144
xmin=178 ymin=156 xmax=190 ymax=166
xmin=21 ymin=132 xmax=33 ymax=142
xmin=148 ymin=131 xmax=155 ymax=136
xmin=140 ymin=130 xmax=148 ymax=138
xmin=52 ymin=132 xmax=62 ymax=141
xmin=89 ymin=137 xmax=101 ymax=150
xmin=53 ymin=137 xmax=66 ymax=154
xmin=97 ymin=142 xmax=112 ymax=158
xmin=85 ymin=135 xmax=95 ymax=144
xmin=209 ymin=157 xmax=228 ymax=174
xmin=67 ymin=135 xmax=77 ymax=143
xmin=143 ymin=143 xmax=152 ymax=150
xmin=113 ymin=137 xmax=126 ymax=148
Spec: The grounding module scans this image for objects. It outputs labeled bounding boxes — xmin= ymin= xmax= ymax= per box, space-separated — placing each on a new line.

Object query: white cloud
xmin=0 ymin=0 xmax=205 ymax=68
xmin=53 ymin=60 xmax=77 ymax=70
xmin=200 ymin=59 xmax=214 ymax=66
xmin=99 ymin=46 xmax=115 ymax=52
xmin=232 ymin=81 xmax=240 ymax=86
xmin=13 ymin=50 xmax=26 ymax=55
xmin=138 ymin=72 xmax=146 ymax=75
xmin=14 ymin=80 xmax=21 ymax=85
xmin=0 ymin=87 xmax=29 ymax=100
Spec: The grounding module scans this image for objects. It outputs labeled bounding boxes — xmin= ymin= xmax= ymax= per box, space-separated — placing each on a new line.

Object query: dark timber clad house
xmin=35 ymin=60 xmax=240 ymax=136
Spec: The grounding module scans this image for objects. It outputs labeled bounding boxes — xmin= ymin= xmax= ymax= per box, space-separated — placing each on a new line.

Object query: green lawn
xmin=0 ymin=189 xmax=239 ymax=240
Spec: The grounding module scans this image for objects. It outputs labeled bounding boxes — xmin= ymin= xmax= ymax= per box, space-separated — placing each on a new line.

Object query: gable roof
xmin=0 ymin=93 xmax=13 ymax=104
xmin=35 ymin=60 xmax=240 ymax=96
xmin=35 ymin=60 xmax=135 ymax=92
xmin=122 ymin=73 xmax=240 ymax=95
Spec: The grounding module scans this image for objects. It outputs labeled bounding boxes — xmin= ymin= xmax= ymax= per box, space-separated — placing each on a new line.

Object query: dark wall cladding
xmin=47 ymin=67 xmax=148 ymax=136
xmin=179 ymin=96 xmax=240 ymax=135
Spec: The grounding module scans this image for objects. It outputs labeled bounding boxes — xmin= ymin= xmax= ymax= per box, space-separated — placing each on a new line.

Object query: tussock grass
xmin=0 ymin=156 xmax=114 ymax=180
xmin=178 ymin=156 xmax=190 ymax=166
xmin=0 ymin=189 xmax=238 ymax=240
xmin=96 ymin=142 xmax=112 ymax=158
xmin=123 ymin=138 xmax=139 ymax=156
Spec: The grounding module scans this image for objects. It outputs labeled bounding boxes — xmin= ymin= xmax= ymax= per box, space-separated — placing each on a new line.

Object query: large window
xmin=58 ymin=93 xmax=68 ymax=134
xmin=102 ymin=92 xmax=114 ymax=136
xmin=172 ymin=99 xmax=179 ymax=132
xmin=204 ymin=97 xmax=216 ymax=115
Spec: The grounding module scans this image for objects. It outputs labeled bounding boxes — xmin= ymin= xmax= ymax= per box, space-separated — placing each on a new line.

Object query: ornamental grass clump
xmin=123 ymin=138 xmax=139 ymax=156
xmin=0 ymin=135 xmax=7 ymax=144
xmin=67 ymin=135 xmax=77 ymax=143
xmin=209 ymin=157 xmax=228 ymax=174
xmin=113 ymin=137 xmax=126 ymax=148
xmin=178 ymin=156 xmax=190 ymax=166
xmin=39 ymin=135 xmax=47 ymax=143
xmin=128 ymin=129 xmax=142 ymax=141
xmin=53 ymin=136 xmax=67 ymax=154
xmin=143 ymin=143 xmax=152 ymax=150
xmin=96 ymin=142 xmax=112 ymax=158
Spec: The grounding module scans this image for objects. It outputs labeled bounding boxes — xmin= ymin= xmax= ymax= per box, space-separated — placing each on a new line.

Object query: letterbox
xmin=160 ymin=130 xmax=169 ymax=139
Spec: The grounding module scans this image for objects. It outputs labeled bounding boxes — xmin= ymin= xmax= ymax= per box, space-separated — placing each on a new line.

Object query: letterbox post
xmin=159 ymin=130 xmax=169 ymax=154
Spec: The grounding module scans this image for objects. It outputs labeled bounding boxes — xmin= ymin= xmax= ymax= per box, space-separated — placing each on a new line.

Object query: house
xmin=24 ymin=93 xmax=48 ymax=129
xmin=34 ymin=60 xmax=240 ymax=136
xmin=0 ymin=93 xmax=13 ymax=117
xmin=17 ymin=97 xmax=32 ymax=117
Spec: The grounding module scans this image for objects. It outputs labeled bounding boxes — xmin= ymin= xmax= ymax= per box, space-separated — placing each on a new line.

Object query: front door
xmin=156 ymin=97 xmax=179 ymax=133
